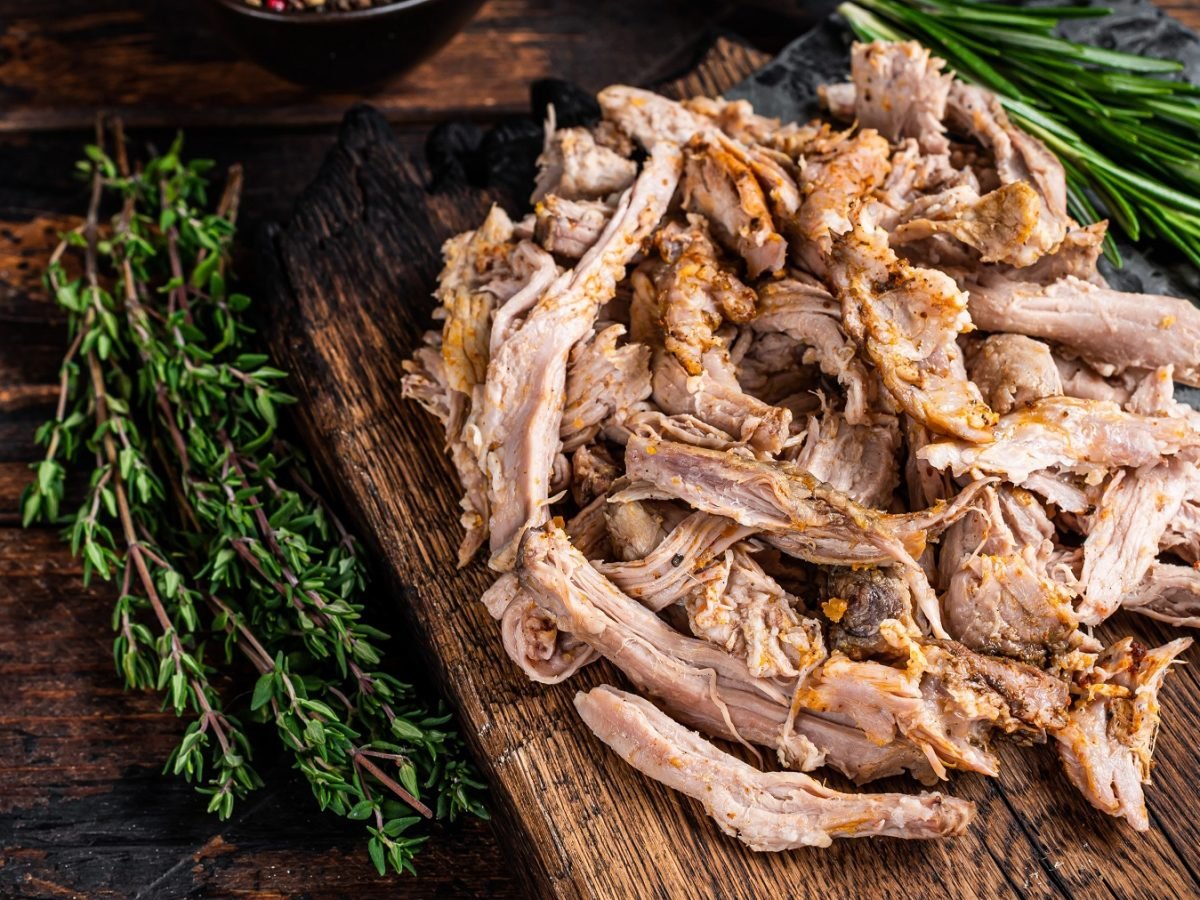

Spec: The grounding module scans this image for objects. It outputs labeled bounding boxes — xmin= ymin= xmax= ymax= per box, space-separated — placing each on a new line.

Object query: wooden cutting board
xmin=259 ymin=41 xmax=1200 ymax=900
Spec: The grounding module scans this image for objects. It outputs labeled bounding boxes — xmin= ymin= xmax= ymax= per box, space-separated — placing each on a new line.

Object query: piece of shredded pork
xmin=598 ymin=510 xmax=753 ymax=610
xmin=1055 ymin=637 xmax=1192 ymax=831
xmin=966 ymin=274 xmax=1200 ymax=386
xmin=752 ymin=276 xmax=874 ymax=425
xmin=532 ymin=119 xmax=638 ymax=203
xmin=535 ymin=195 xmax=613 ymax=259
xmin=655 ymin=219 xmax=758 ymax=377
xmin=1122 ymin=563 xmax=1200 ymax=628
xmin=620 ymin=435 xmax=976 ymax=571
xmin=684 ymin=545 xmax=827 ymax=679
xmin=794 ymin=130 xmax=892 ymax=277
xmin=788 ymin=409 xmax=901 ymax=508
xmin=403 ymin=39 xmax=1198 ymax=846
xmin=1078 ymin=458 xmax=1199 ymax=625
xmin=561 ymin=324 xmax=652 ymax=453
xmin=525 ymin=524 xmax=947 ymax=785
xmin=829 ymin=210 xmax=997 ymax=442
xmin=520 ymin=523 xmax=827 ymax=771
xmin=892 ymin=182 xmax=1043 ymax=266
xmin=632 ymin=263 xmax=793 ymax=454
xmin=488 ymin=497 xmax=610 ymax=683
xmin=477 ymin=143 xmax=682 ymax=570
xmin=683 ymin=135 xmax=788 ymax=278
xmin=945 ymin=81 xmax=1070 ymax=266
xmin=937 ymin=484 xmax=1081 ymax=666
xmin=964 ymin=333 xmax=1063 ymax=415
xmin=618 ymin=434 xmax=992 ymax=639
xmin=919 ymin=396 xmax=1200 ymax=485
xmin=575 ymin=685 xmax=975 ymax=849
xmin=848 ymin=41 xmax=953 ymax=155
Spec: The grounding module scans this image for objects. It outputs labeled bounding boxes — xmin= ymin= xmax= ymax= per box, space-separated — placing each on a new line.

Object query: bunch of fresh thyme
xmin=22 ymin=119 xmax=486 ymax=876
xmin=838 ymin=0 xmax=1200 ymax=268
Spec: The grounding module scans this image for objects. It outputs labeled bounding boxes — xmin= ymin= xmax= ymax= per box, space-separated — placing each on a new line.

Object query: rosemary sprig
xmin=22 ymin=119 xmax=486 ymax=877
xmin=838 ymin=0 xmax=1200 ymax=268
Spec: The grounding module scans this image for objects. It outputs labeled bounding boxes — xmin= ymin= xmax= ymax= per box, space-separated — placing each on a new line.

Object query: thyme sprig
xmin=839 ymin=0 xmax=1200 ymax=268
xmin=23 ymin=119 xmax=486 ymax=877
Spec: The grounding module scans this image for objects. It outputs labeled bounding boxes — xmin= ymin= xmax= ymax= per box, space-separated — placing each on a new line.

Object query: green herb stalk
xmin=23 ymin=119 xmax=486 ymax=877
xmin=838 ymin=0 xmax=1200 ymax=268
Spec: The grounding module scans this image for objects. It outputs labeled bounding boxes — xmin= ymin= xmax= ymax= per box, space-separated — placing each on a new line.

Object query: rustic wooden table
xmin=1 ymin=1 xmax=1198 ymax=898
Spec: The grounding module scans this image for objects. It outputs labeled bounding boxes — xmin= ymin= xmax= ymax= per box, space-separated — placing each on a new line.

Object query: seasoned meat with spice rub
xmin=575 ymin=685 xmax=975 ymax=849
xmin=945 ymin=82 xmax=1070 ymax=266
xmin=966 ymin=274 xmax=1200 ymax=386
xmin=623 ymin=435 xmax=960 ymax=570
xmin=794 ymin=130 xmax=891 ymax=277
xmin=403 ymin=53 xmax=1200 ymax=847
xmin=478 ymin=144 xmax=681 ymax=570
xmin=920 ymin=396 xmax=1200 ymax=485
xmin=820 ymin=566 xmax=915 ymax=661
xmin=849 ymin=41 xmax=953 ymax=154
xmin=892 ymin=182 xmax=1043 ymax=266
xmin=829 ymin=211 xmax=996 ymax=442
xmin=654 ymin=219 xmax=757 ymax=376
xmin=632 ymin=264 xmax=792 ymax=454
xmin=520 ymin=523 xmax=941 ymax=782
xmin=561 ymin=324 xmax=652 ymax=452
xmin=1079 ymin=458 xmax=1199 ymax=625
xmin=937 ymin=485 xmax=1078 ymax=665
xmin=682 ymin=135 xmax=787 ymax=277
xmin=752 ymin=276 xmax=874 ymax=425
xmin=535 ymin=195 xmax=612 ymax=259
xmin=965 ymin=334 xmax=1062 ymax=415
xmin=1055 ymin=637 xmax=1192 ymax=830
xmin=532 ymin=121 xmax=637 ymax=203
xmin=684 ymin=546 xmax=827 ymax=679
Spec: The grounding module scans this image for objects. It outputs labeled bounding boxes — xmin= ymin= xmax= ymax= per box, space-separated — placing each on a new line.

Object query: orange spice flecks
xmin=822 ymin=597 xmax=849 ymax=623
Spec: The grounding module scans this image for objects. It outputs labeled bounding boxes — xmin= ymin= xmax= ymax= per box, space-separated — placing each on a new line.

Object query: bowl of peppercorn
xmin=205 ymin=0 xmax=486 ymax=89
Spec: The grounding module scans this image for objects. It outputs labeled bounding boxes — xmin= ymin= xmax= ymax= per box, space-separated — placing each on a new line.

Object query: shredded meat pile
xmin=403 ymin=40 xmax=1196 ymax=850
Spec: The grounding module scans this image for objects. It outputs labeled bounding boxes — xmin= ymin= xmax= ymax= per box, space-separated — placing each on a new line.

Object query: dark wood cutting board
xmin=259 ymin=41 xmax=1200 ymax=900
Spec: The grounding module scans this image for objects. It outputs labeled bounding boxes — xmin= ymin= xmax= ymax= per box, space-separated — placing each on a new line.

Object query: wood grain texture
xmin=1162 ymin=0 xmax=1200 ymax=24
xmin=257 ymin=74 xmax=1200 ymax=900
xmin=0 ymin=0 xmax=737 ymax=132
xmin=0 ymin=0 xmax=1194 ymax=135
xmin=0 ymin=534 xmax=518 ymax=899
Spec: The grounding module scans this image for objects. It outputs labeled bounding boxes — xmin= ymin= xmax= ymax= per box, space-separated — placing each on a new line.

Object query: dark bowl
xmin=204 ymin=0 xmax=486 ymax=90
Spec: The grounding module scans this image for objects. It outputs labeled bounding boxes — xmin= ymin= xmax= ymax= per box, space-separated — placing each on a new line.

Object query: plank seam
xmin=990 ymin=782 xmax=1074 ymax=899
xmin=976 ymin=823 xmax=1039 ymax=900
xmin=1147 ymin=806 xmax=1200 ymax=891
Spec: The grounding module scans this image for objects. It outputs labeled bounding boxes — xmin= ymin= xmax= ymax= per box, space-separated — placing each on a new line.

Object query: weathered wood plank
xmin=0 ymin=529 xmax=519 ymax=898
xmin=657 ymin=37 xmax=773 ymax=100
xmin=1 ymin=0 xmax=1195 ymax=135
xmin=1161 ymin=0 xmax=1200 ymax=23
xmin=0 ymin=0 xmax=736 ymax=132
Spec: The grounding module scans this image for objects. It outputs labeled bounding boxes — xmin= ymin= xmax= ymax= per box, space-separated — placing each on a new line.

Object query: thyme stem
xmin=23 ymin=119 xmax=486 ymax=876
